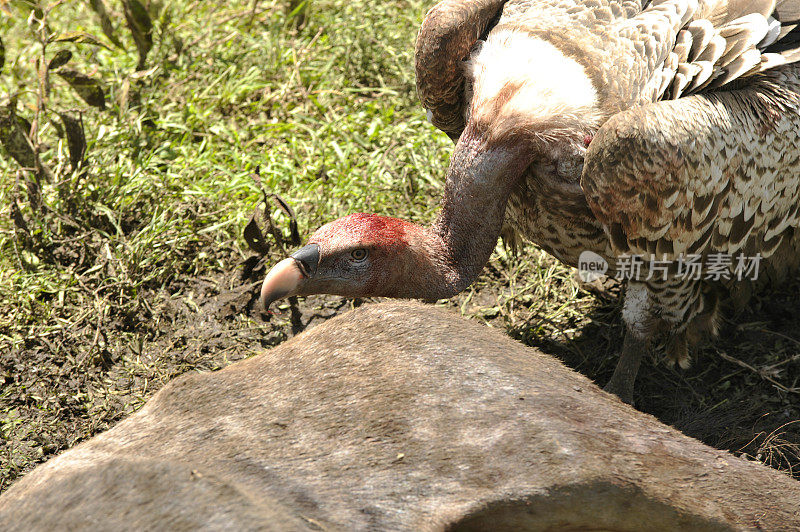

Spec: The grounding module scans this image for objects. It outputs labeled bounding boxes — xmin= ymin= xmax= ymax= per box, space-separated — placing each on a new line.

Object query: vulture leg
xmin=604 ymin=331 xmax=650 ymax=405
xmin=603 ymin=281 xmax=656 ymax=404
xmin=604 ymin=279 xmax=707 ymax=403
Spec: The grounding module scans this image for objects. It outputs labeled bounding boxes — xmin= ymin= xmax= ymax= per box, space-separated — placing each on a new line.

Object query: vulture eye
xmin=350 ymin=249 xmax=368 ymax=262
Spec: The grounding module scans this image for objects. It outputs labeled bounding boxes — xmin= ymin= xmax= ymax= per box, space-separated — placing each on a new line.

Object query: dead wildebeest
xmin=1 ymin=301 xmax=798 ymax=530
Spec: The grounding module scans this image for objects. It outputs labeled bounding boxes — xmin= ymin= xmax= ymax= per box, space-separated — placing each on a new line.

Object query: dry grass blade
xmin=717 ymin=350 xmax=800 ymax=394
xmin=51 ymin=31 xmax=111 ymax=50
xmin=122 ymin=0 xmax=153 ymax=70
xmin=56 ymin=68 xmax=106 ymax=110
xmin=269 ymin=193 xmax=301 ymax=246
xmin=0 ymin=105 xmax=37 ymax=169
xmin=47 ymin=49 xmax=72 ymax=70
xmin=56 ymin=111 xmax=86 ymax=170
xmin=89 ymin=0 xmax=125 ymax=49
xmin=9 ymin=192 xmax=32 ymax=239
xmin=740 ymin=420 xmax=800 ymax=476
xmin=243 ymin=206 xmax=271 ymax=255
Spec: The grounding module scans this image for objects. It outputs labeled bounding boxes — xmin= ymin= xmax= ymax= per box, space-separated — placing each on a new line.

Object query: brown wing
xmin=630 ymin=0 xmax=800 ymax=102
xmin=415 ymin=1 xmax=800 ymax=140
xmin=581 ymin=62 xmax=800 ymax=262
xmin=415 ymin=0 xmax=510 ymax=140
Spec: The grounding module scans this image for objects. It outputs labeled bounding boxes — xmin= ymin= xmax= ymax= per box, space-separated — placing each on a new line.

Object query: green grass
xmin=0 ymin=0 xmax=497 ymax=490
xmin=0 ymin=0 xmax=797 ymax=493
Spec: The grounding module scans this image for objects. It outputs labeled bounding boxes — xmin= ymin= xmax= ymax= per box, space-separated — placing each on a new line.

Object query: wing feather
xmin=581 ymin=63 xmax=800 ymax=262
xmin=634 ymin=1 xmax=800 ymax=101
xmin=415 ymin=0 xmax=510 ymax=140
xmin=416 ymin=0 xmax=800 ymax=139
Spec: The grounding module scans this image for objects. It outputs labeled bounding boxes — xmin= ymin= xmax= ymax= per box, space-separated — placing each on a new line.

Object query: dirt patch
xmin=0 ymin=241 xmax=350 ymax=492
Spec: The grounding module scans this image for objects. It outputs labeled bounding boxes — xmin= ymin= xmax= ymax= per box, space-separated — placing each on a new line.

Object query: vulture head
xmin=261 ymin=0 xmax=601 ymax=310
xmin=261 ymin=213 xmax=427 ymax=307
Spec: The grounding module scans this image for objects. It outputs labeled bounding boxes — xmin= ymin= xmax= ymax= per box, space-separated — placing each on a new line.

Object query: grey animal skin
xmin=1 ymin=301 xmax=798 ymax=531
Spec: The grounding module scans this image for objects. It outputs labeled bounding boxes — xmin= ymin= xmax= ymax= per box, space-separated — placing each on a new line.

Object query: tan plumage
xmin=415 ymin=0 xmax=800 ymax=401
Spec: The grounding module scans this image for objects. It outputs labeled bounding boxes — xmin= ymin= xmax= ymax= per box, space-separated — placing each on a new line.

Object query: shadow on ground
xmin=510 ymin=274 xmax=800 ymax=479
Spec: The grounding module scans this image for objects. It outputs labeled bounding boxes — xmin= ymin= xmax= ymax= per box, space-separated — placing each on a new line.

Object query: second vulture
xmin=261 ymin=0 xmax=800 ymax=403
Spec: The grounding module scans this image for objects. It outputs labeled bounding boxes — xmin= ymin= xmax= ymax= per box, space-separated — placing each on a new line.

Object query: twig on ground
xmin=717 ymin=350 xmax=799 ymax=395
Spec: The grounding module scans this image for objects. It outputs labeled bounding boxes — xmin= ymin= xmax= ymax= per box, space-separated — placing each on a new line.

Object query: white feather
xmin=465 ymin=30 xmax=601 ymax=140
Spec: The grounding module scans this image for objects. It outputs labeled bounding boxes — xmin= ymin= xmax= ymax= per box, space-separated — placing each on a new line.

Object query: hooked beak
xmin=260 ymin=243 xmax=320 ymax=309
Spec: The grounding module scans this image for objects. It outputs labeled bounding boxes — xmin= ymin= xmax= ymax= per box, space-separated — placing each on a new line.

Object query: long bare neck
xmin=394 ymin=128 xmax=533 ymax=300
xmin=387 ymin=28 xmax=604 ymax=301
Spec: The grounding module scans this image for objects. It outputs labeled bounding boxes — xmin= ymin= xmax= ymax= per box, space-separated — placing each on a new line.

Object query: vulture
xmin=261 ymin=0 xmax=800 ymax=403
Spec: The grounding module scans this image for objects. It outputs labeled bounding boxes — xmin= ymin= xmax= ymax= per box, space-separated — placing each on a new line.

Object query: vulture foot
xmin=603 ymin=333 xmax=650 ymax=405
xmin=665 ymin=331 xmax=690 ymax=369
